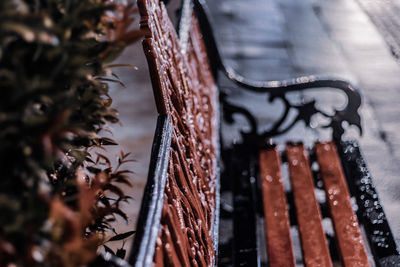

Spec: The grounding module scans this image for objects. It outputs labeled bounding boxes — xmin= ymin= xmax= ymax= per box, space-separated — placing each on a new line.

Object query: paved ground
xmin=106 ymin=0 xmax=400 ymax=261
xmin=357 ymin=0 xmax=400 ymax=60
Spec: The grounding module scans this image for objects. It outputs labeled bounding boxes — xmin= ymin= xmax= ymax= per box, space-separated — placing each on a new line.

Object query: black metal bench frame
xmin=93 ymin=0 xmax=400 ymax=266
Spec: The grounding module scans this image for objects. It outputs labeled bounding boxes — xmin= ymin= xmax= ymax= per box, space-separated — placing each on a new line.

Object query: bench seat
xmin=260 ymin=142 xmax=371 ymax=266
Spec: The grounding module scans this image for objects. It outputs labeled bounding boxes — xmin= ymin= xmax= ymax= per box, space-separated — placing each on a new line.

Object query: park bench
xmin=94 ymin=0 xmax=400 ymax=266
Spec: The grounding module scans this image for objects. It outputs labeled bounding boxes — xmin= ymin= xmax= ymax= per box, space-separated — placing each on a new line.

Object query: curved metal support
xmin=264 ymin=94 xmax=293 ymax=137
xmin=221 ymin=93 xmax=258 ymax=137
xmin=176 ymin=0 xmax=193 ymax=53
xmin=224 ymin=70 xmax=362 ymax=141
xmin=225 ymin=66 xmax=362 ymax=132
xmin=193 ymin=0 xmax=362 ymax=141
xmin=128 ymin=115 xmax=172 ymax=266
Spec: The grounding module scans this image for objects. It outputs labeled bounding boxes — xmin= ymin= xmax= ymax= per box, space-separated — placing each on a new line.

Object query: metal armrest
xmin=222 ymin=69 xmax=362 ymax=142
xmin=192 ymin=0 xmax=362 ymax=142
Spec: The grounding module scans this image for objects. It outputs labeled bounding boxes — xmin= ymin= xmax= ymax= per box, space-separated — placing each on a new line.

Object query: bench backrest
xmin=132 ymin=0 xmax=219 ymax=265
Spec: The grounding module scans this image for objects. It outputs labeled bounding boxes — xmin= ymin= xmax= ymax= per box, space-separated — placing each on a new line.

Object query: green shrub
xmin=0 ymin=0 xmax=141 ymax=265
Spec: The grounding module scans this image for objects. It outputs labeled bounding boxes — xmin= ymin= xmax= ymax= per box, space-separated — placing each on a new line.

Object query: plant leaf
xmin=108 ymin=231 xmax=136 ymax=242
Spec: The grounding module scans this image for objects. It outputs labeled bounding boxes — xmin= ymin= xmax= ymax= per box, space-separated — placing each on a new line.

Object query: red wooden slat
xmin=316 ymin=141 xmax=371 ymax=267
xmin=286 ymin=144 xmax=333 ymax=267
xmin=259 ymin=148 xmax=296 ymax=267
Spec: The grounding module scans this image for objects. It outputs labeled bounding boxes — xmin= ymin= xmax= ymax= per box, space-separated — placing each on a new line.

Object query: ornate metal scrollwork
xmin=221 ymin=68 xmax=363 ymax=144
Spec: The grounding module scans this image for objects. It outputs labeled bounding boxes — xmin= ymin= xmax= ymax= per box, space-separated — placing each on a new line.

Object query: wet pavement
xmin=107 ymin=0 xmax=400 ymax=259
xmin=357 ymin=0 xmax=400 ymax=60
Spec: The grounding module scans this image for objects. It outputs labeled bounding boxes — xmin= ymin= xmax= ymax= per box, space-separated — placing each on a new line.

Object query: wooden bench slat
xmin=161 ymin=225 xmax=182 ymax=266
xmin=153 ymin=237 xmax=165 ymax=267
xmin=316 ymin=142 xmax=371 ymax=267
xmin=286 ymin=144 xmax=333 ymax=267
xmin=259 ymin=148 xmax=295 ymax=267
